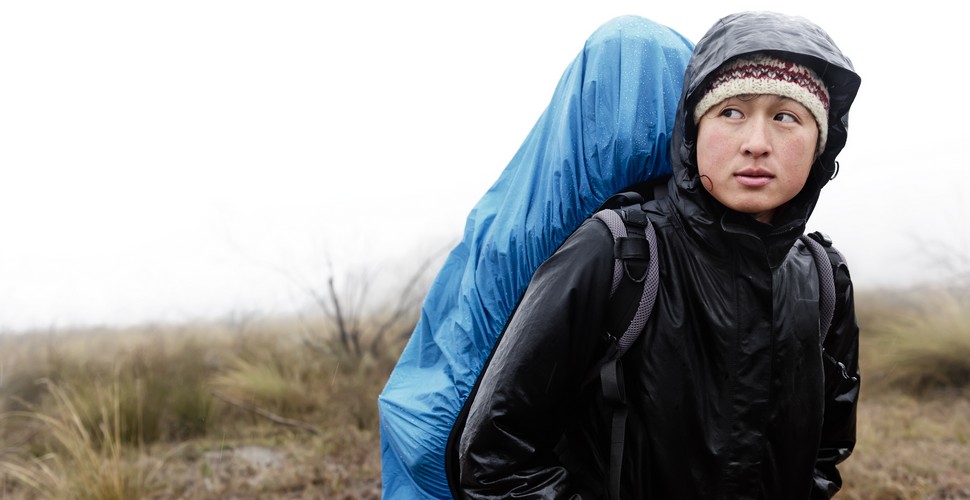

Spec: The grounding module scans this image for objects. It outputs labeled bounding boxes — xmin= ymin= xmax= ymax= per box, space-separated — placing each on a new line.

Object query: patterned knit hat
xmin=693 ymin=53 xmax=830 ymax=152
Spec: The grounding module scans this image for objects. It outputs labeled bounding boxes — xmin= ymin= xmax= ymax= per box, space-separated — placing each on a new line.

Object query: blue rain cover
xmin=378 ymin=16 xmax=693 ymax=499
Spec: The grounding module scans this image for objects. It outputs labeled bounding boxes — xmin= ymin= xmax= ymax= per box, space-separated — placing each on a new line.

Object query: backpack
xmin=377 ymin=17 xmax=694 ymax=499
xmin=445 ymin=184 xmax=842 ymax=500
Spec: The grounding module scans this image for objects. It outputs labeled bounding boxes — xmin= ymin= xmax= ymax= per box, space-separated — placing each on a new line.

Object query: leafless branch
xmin=211 ymin=391 xmax=320 ymax=435
xmin=368 ymin=245 xmax=448 ymax=354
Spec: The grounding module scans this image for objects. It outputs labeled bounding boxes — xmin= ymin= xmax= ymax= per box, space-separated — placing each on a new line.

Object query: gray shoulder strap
xmin=801 ymin=234 xmax=836 ymax=345
xmin=592 ymin=209 xmax=659 ymax=358
xmin=592 ymin=207 xmax=659 ymax=500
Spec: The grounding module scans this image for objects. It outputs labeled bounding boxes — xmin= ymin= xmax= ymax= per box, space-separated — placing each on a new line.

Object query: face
xmin=695 ymin=94 xmax=819 ymax=224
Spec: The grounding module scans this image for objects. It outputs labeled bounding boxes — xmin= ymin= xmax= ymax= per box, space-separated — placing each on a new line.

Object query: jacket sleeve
xmin=458 ymin=219 xmax=615 ymax=499
xmin=812 ymin=258 xmax=861 ymax=498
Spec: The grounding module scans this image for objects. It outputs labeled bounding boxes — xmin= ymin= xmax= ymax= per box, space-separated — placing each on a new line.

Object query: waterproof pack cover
xmin=377 ymin=16 xmax=693 ymax=499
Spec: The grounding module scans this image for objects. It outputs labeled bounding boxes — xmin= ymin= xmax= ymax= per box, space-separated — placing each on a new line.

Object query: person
xmin=457 ymin=10 xmax=862 ymax=499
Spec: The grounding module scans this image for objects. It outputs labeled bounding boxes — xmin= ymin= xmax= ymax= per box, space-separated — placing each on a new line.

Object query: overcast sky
xmin=1 ymin=1 xmax=967 ymax=332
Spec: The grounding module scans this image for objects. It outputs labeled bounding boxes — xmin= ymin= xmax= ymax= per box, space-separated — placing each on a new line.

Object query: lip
xmin=734 ymin=168 xmax=774 ymax=187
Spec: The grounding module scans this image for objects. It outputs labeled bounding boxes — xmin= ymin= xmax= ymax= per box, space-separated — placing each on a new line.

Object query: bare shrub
xmin=282 ymin=248 xmax=445 ymax=364
xmin=209 ymin=323 xmax=394 ymax=432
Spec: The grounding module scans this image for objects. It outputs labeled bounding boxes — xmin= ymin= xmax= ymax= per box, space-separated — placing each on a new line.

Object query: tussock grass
xmin=212 ymin=354 xmax=317 ymax=415
xmin=840 ymin=392 xmax=970 ymax=499
xmin=0 ymin=379 xmax=172 ymax=499
xmin=1 ymin=283 xmax=967 ymax=497
xmin=210 ymin=320 xmax=398 ymax=430
xmin=0 ymin=317 xmax=393 ymax=498
xmin=2 ymin=330 xmax=216 ymax=444
xmin=837 ymin=285 xmax=970 ymax=497
xmin=859 ymin=286 xmax=970 ymax=396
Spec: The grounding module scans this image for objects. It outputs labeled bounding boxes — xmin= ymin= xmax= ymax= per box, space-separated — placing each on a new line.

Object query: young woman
xmin=458 ymin=11 xmax=862 ymax=499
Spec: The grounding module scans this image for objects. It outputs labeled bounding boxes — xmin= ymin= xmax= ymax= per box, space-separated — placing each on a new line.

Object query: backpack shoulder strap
xmin=590 ymin=201 xmax=659 ymax=500
xmin=591 ymin=203 xmax=659 ymax=358
xmin=800 ymin=231 xmax=839 ymax=345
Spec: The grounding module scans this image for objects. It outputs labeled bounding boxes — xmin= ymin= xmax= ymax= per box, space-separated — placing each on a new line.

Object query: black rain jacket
xmin=458 ymin=11 xmax=862 ymax=500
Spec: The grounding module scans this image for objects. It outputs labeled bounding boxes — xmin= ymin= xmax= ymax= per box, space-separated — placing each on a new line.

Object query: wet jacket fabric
xmin=458 ymin=11 xmax=862 ymax=500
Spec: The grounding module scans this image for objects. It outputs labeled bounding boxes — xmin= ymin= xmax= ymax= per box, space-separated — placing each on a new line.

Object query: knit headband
xmin=693 ymin=54 xmax=830 ymax=152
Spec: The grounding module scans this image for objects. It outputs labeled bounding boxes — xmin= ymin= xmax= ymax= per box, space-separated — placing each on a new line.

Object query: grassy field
xmin=839 ymin=285 xmax=970 ymax=499
xmin=1 ymin=284 xmax=968 ymax=499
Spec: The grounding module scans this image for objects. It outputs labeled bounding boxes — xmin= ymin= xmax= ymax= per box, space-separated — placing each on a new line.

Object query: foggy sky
xmin=2 ymin=1 xmax=967 ymax=332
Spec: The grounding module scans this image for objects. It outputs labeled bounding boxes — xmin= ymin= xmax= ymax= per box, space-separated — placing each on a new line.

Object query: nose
xmin=742 ymin=117 xmax=771 ymax=157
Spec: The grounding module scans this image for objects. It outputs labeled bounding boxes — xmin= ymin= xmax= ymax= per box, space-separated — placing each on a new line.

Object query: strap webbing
xmin=600 ymin=358 xmax=627 ymax=500
xmin=592 ymin=207 xmax=660 ymax=499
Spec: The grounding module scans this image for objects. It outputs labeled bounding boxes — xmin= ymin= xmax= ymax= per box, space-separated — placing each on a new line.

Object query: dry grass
xmin=840 ymin=391 xmax=970 ymax=499
xmin=0 ymin=379 xmax=173 ymax=499
xmin=1 ymin=285 xmax=968 ymax=498
xmin=838 ymin=285 xmax=970 ymax=498
xmin=858 ymin=285 xmax=970 ymax=396
xmin=0 ymin=314 xmax=401 ymax=499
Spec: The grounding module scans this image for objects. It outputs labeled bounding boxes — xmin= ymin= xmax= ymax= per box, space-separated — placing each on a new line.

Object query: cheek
xmin=782 ymin=131 xmax=819 ymax=183
xmin=695 ymin=125 xmax=726 ymax=179
xmin=792 ymin=125 xmax=819 ymax=162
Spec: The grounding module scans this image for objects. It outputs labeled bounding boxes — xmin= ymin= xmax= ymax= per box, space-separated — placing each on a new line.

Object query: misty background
xmin=2 ymin=1 xmax=968 ymax=332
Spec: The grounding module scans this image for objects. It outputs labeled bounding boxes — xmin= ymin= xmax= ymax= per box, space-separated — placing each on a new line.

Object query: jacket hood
xmin=669 ymin=11 xmax=861 ymax=243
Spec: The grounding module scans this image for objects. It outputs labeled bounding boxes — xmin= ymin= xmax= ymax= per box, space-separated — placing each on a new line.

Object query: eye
xmin=774 ymin=112 xmax=800 ymax=123
xmin=719 ymin=108 xmax=743 ymax=119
